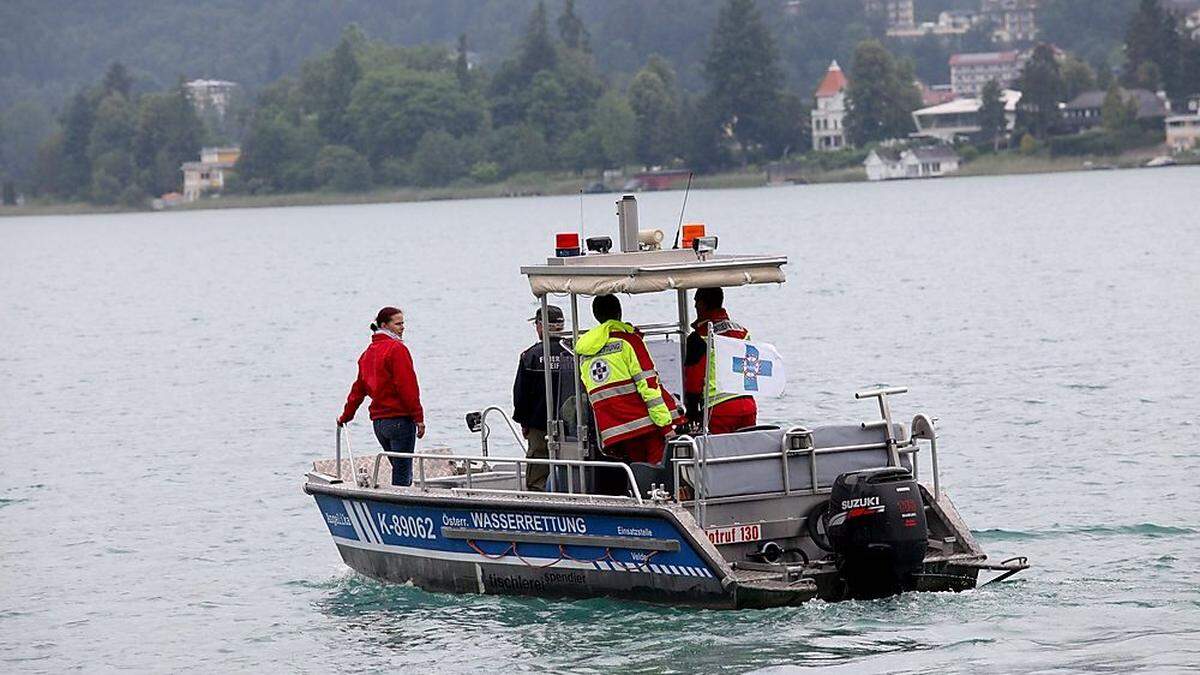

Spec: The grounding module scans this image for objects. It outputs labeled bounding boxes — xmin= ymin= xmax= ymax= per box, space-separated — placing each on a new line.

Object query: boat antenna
xmin=671 ymin=171 xmax=694 ymax=249
xmin=579 ymin=188 xmax=585 ymax=246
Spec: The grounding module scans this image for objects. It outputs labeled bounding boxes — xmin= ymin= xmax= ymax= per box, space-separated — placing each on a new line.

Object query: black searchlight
xmin=586 ymin=236 xmax=613 ymax=254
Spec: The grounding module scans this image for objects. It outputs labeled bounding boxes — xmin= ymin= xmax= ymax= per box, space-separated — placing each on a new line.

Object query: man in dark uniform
xmin=512 ymin=305 xmax=566 ymax=490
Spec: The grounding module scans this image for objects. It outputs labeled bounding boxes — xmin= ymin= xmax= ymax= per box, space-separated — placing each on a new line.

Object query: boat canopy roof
xmin=522 ymin=249 xmax=787 ymax=296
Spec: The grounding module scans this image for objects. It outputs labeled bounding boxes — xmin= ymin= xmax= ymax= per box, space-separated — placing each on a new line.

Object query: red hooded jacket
xmin=339 ymin=333 xmax=424 ymax=424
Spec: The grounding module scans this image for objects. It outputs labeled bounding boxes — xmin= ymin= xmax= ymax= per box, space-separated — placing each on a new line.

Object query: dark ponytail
xmin=372 ymin=306 xmax=402 ymax=332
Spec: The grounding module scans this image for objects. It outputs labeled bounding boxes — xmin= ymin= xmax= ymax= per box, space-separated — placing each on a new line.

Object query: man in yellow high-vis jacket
xmin=576 ymin=295 xmax=685 ymax=465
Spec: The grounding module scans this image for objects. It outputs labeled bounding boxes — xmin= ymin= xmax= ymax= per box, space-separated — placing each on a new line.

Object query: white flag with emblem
xmin=713 ymin=334 xmax=787 ymax=398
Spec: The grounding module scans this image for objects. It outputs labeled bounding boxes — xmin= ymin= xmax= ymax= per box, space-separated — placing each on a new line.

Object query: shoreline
xmin=3 ymin=152 xmax=1194 ymax=218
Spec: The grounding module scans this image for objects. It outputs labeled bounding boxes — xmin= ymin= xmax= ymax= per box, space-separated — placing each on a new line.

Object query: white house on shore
xmin=811 ymin=61 xmax=849 ymax=152
xmin=864 ymin=146 xmax=961 ymax=181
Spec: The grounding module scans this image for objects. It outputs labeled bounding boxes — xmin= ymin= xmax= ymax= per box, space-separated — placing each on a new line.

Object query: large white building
xmin=949 ymin=50 xmax=1022 ymax=97
xmin=185 ymin=79 xmax=238 ymax=119
xmin=981 ymin=0 xmax=1039 ymax=42
xmin=911 ymin=89 xmax=1022 ymax=142
xmin=811 ymin=61 xmax=849 ymax=152
xmin=864 ymin=0 xmax=915 ymax=29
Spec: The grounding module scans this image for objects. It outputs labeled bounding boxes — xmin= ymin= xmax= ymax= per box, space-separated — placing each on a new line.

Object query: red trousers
xmin=605 ymin=432 xmax=666 ymax=465
xmin=707 ymin=397 xmax=758 ymax=435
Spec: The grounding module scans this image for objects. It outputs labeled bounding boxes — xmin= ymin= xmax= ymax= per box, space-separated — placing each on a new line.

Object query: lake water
xmin=2 ymin=168 xmax=1199 ymax=673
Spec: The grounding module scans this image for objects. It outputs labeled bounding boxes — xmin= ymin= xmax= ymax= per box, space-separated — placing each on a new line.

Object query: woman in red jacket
xmin=337 ymin=306 xmax=425 ymax=486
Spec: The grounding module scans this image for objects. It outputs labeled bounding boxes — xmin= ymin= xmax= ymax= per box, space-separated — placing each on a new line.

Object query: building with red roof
xmin=811 ymin=60 xmax=850 ymax=152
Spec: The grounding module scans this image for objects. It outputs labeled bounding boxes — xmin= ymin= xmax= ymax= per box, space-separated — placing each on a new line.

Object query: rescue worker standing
xmin=684 ymin=287 xmax=758 ymax=434
xmin=576 ymin=295 xmax=685 ymax=482
xmin=512 ymin=305 xmax=567 ymax=491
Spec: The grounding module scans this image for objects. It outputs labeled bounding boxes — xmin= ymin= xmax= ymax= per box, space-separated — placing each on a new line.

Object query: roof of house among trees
xmin=814 ymin=60 xmax=848 ymax=97
xmin=1064 ymin=89 xmax=1169 ymax=119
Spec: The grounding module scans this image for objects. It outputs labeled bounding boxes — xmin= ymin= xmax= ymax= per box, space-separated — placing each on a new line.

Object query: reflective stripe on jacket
xmin=684 ymin=309 xmax=751 ymax=422
xmin=576 ymin=319 xmax=685 ymax=447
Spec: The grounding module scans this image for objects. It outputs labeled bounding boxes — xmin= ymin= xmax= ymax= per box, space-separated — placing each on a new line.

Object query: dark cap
xmin=528 ymin=305 xmax=565 ymax=324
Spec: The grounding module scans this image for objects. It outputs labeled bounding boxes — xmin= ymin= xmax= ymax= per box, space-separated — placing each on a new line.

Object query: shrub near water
xmin=314 ymin=145 xmax=372 ymax=192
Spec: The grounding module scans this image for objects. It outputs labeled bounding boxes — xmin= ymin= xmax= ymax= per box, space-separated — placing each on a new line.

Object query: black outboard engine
xmin=826 ymin=467 xmax=928 ymax=599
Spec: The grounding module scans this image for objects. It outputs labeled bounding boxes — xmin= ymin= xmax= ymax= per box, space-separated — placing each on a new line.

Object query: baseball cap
xmin=528 ymin=305 xmax=565 ymax=324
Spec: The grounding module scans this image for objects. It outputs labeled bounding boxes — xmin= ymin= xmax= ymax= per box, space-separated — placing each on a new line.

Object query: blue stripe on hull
xmin=313 ymin=493 xmax=717 ymax=580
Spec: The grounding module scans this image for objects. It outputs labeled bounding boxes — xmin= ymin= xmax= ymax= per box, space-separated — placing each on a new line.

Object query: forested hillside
xmin=3 ymin=0 xmax=1173 ymax=206
xmin=1 ymin=0 xmax=1140 ymax=113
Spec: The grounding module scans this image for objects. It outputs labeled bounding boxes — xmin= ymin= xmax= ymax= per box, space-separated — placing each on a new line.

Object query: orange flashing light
xmin=681 ymin=223 xmax=706 ymax=249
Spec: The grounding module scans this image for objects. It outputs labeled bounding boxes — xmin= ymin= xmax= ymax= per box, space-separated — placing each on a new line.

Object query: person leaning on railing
xmin=337 ymin=306 xmax=425 ymax=486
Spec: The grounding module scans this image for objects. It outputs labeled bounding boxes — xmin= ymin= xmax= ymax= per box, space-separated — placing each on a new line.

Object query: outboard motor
xmin=826 ymin=467 xmax=928 ymax=599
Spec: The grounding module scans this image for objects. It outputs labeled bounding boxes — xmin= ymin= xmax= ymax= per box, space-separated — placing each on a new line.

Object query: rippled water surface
xmin=3 ymin=168 xmax=1199 ymax=673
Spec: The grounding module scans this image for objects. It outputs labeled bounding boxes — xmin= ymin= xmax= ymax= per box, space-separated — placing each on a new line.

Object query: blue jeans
xmin=373 ymin=417 xmax=416 ymax=486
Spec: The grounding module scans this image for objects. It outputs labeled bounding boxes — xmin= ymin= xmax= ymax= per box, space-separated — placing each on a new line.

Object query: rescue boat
xmin=304 ymin=196 xmax=1027 ymax=608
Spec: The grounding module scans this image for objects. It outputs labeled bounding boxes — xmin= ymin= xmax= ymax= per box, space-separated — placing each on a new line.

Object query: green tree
xmin=488 ymin=124 xmax=551 ymax=175
xmin=560 ymin=126 xmax=604 ymax=173
xmin=557 ymin=0 xmax=590 ymax=52
xmin=978 ymin=79 xmax=1007 ymax=151
xmin=0 ymin=100 xmax=54 ymax=188
xmin=34 ymin=131 xmax=67 ymax=197
xmin=409 ymin=130 xmax=482 ymax=186
xmin=525 ymin=70 xmax=573 ymax=142
xmin=315 ymin=31 xmax=363 ymax=145
xmin=519 ymin=2 xmax=558 ymax=81
xmin=1122 ymin=0 xmax=1180 ymax=99
xmin=844 ymin=39 xmax=921 ymax=145
xmin=1015 ymin=43 xmax=1064 ymax=139
xmin=455 ymin=34 xmax=471 ymax=88
xmin=1132 ymin=60 xmax=1162 ymax=90
xmin=101 ymin=62 xmax=133 ymax=99
xmin=314 ymin=144 xmax=373 ymax=191
xmin=760 ymin=91 xmax=810 ymax=160
xmin=702 ymin=0 xmax=783 ymax=159
xmin=681 ymin=94 xmax=730 ymax=172
xmin=236 ymin=112 xmax=320 ymax=192
xmin=628 ymin=57 xmax=681 ymax=166
xmin=60 ymin=91 xmax=97 ymax=198
xmin=347 ymin=67 xmax=486 ymax=164
xmin=592 ymin=91 xmax=635 ymax=168
xmin=1100 ymin=84 xmax=1139 ymax=132
xmin=1040 ymin=0 xmax=1137 ymax=70
xmin=133 ymin=83 xmax=204 ymax=196
xmin=2 ymin=180 xmax=15 ymax=205
xmin=1060 ymin=56 xmax=1097 ymax=102
xmin=87 ymin=92 xmax=136 ymax=202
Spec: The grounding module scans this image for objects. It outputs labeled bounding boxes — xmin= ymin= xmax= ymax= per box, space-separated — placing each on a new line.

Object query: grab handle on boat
xmin=855 ymin=386 xmax=907 ymax=467
xmin=909 ymin=414 xmax=940 ymax=500
xmin=473 ymin=405 xmax=527 ymax=457
xmin=336 ymin=424 xmax=360 ymax=486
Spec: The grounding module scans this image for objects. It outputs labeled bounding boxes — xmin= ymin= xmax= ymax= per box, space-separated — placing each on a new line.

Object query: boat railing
xmin=668 ymin=411 xmax=942 ymax=526
xmin=368 ymin=451 xmax=645 ymax=505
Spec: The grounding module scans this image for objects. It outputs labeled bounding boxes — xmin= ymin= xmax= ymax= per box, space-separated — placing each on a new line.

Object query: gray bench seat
xmin=680 ymin=424 xmax=912 ymax=499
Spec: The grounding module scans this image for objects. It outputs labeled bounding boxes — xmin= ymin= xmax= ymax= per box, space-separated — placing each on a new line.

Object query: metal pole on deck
xmin=540 ymin=295 xmax=556 ymax=463
xmin=676 ymin=289 xmax=689 ymax=381
xmin=699 ymin=322 xmax=713 ymax=528
xmin=570 ymin=293 xmax=586 ymax=492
